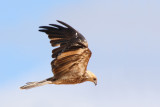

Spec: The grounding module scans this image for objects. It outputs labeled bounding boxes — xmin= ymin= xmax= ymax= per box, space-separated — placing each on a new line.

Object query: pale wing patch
xmin=54 ymin=55 xmax=79 ymax=65
xmin=57 ymin=48 xmax=85 ymax=59
xmin=50 ymin=38 xmax=64 ymax=47
xmin=50 ymin=38 xmax=63 ymax=40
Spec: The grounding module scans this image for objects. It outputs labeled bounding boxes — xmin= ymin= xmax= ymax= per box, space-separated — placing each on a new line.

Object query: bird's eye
xmin=93 ymin=78 xmax=96 ymax=81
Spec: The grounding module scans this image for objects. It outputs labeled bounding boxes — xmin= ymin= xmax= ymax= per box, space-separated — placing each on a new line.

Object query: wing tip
xmin=56 ymin=20 xmax=60 ymax=22
xmin=39 ymin=29 xmax=46 ymax=32
xmin=56 ymin=20 xmax=76 ymax=31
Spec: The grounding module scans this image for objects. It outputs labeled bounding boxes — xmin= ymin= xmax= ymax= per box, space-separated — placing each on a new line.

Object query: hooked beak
xmin=94 ymin=81 xmax=97 ymax=86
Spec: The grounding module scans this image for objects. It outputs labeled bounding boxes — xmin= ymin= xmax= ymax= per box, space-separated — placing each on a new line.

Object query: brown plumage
xmin=20 ymin=20 xmax=97 ymax=89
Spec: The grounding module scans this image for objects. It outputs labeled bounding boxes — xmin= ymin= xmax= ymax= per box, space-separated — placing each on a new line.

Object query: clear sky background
xmin=0 ymin=0 xmax=160 ymax=107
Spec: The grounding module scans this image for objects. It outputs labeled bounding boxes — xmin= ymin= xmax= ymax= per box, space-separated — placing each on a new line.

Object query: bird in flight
xmin=20 ymin=20 xmax=97 ymax=89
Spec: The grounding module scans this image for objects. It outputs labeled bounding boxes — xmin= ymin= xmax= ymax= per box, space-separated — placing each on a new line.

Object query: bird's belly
xmin=53 ymin=78 xmax=85 ymax=85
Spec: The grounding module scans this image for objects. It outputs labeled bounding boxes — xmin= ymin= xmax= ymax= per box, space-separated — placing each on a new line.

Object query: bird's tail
xmin=20 ymin=79 xmax=52 ymax=90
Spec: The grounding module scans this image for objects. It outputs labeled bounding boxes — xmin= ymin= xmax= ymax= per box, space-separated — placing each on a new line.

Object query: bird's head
xmin=86 ymin=70 xmax=97 ymax=86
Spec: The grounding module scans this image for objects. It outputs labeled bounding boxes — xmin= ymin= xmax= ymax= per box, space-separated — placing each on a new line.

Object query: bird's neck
xmin=83 ymin=71 xmax=92 ymax=81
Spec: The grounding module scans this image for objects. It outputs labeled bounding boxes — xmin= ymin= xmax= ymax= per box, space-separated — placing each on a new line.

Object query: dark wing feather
xmin=39 ymin=20 xmax=91 ymax=79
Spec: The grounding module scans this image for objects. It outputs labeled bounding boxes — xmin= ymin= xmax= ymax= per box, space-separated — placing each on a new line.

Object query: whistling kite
xmin=20 ymin=20 xmax=97 ymax=89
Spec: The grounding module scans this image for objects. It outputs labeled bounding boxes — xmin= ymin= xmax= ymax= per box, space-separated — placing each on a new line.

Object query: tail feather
xmin=20 ymin=80 xmax=52 ymax=90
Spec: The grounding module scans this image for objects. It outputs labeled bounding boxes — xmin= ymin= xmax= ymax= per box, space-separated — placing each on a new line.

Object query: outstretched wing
xmin=39 ymin=20 xmax=91 ymax=79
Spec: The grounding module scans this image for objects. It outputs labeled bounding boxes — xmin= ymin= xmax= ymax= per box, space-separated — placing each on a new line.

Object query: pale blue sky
xmin=0 ymin=0 xmax=160 ymax=107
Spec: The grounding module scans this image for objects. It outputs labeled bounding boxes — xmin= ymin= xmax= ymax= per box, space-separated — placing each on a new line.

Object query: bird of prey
xmin=20 ymin=20 xmax=97 ymax=89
